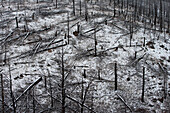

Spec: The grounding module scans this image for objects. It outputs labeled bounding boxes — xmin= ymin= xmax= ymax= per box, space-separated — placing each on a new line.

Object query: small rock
xmin=127 ymin=77 xmax=130 ymax=81
xmin=73 ymin=31 xmax=79 ymax=36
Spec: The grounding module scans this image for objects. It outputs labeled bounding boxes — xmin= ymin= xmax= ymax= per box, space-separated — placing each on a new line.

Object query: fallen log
xmin=116 ymin=93 xmax=133 ymax=112
xmin=20 ymin=43 xmax=67 ymax=58
xmin=15 ymin=77 xmax=42 ymax=102
xmin=66 ymin=95 xmax=96 ymax=113
xmin=0 ymin=31 xmax=14 ymax=43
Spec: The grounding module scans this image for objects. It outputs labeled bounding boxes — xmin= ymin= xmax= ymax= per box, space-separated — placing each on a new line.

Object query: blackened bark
xmin=141 ymin=67 xmax=145 ymax=102
xmin=1 ymin=74 xmax=5 ymax=113
xmin=115 ymin=63 xmax=117 ymax=91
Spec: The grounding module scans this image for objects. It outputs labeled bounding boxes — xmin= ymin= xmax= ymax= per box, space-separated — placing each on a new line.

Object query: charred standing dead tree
xmin=81 ymin=78 xmax=84 ymax=113
xmin=134 ymin=0 xmax=138 ymax=22
xmin=85 ymin=0 xmax=88 ymax=21
xmin=47 ymin=69 xmax=53 ymax=107
xmin=159 ymin=0 xmax=163 ymax=32
xmin=4 ymin=44 xmax=6 ymax=64
xmin=115 ymin=63 xmax=117 ymax=91
xmin=141 ymin=67 xmax=145 ymax=102
xmin=67 ymin=13 xmax=70 ymax=44
xmin=130 ymin=15 xmax=133 ymax=47
xmin=80 ymin=0 xmax=82 ymax=15
xmin=8 ymin=63 xmax=16 ymax=113
xmin=80 ymin=79 xmax=92 ymax=113
xmin=56 ymin=0 xmax=57 ymax=8
xmin=73 ymin=0 xmax=75 ymax=16
xmin=98 ymin=69 xmax=100 ymax=80
xmin=32 ymin=88 xmax=35 ymax=113
xmin=15 ymin=17 xmax=18 ymax=28
xmin=167 ymin=10 xmax=170 ymax=33
xmin=154 ymin=3 xmax=158 ymax=28
xmin=1 ymin=74 xmax=5 ymax=113
xmin=114 ymin=0 xmax=116 ymax=17
xmin=94 ymin=27 xmax=97 ymax=56
xmin=61 ymin=46 xmax=66 ymax=113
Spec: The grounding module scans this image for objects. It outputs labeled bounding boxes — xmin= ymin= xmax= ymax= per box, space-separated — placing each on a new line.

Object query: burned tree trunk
xmin=15 ymin=17 xmax=18 ymax=28
xmin=85 ymin=0 xmax=88 ymax=21
xmin=115 ymin=63 xmax=117 ymax=91
xmin=8 ymin=63 xmax=16 ymax=113
xmin=94 ymin=27 xmax=97 ymax=56
xmin=98 ymin=69 xmax=100 ymax=80
xmin=141 ymin=67 xmax=145 ymax=102
xmin=159 ymin=0 xmax=162 ymax=32
xmin=114 ymin=0 xmax=116 ymax=17
xmin=56 ymin=0 xmax=57 ymax=8
xmin=81 ymin=78 xmax=84 ymax=113
xmin=73 ymin=0 xmax=75 ymax=16
xmin=167 ymin=10 xmax=170 ymax=33
xmin=154 ymin=3 xmax=157 ymax=27
xmin=47 ymin=69 xmax=53 ymax=108
xmin=80 ymin=0 xmax=82 ymax=15
xmin=61 ymin=46 xmax=65 ymax=113
xmin=1 ymin=74 xmax=5 ymax=113
xmin=32 ymin=88 xmax=35 ymax=113
xmin=67 ymin=13 xmax=70 ymax=44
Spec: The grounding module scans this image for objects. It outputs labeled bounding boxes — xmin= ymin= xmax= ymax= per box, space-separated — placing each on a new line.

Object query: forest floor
xmin=0 ymin=0 xmax=170 ymax=113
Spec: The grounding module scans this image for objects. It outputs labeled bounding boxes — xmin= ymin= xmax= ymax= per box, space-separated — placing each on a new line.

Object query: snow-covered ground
xmin=0 ymin=0 xmax=169 ymax=113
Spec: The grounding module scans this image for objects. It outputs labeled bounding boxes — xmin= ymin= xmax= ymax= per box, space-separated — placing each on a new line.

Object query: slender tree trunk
xmin=50 ymin=78 xmax=53 ymax=107
xmin=67 ymin=13 xmax=69 ymax=44
xmin=56 ymin=0 xmax=57 ymax=8
xmin=141 ymin=67 xmax=145 ymax=102
xmin=159 ymin=0 xmax=162 ymax=32
xmin=115 ymin=63 xmax=117 ymax=91
xmin=1 ymin=74 xmax=5 ymax=113
xmin=143 ymin=37 xmax=145 ymax=47
xmin=61 ymin=46 xmax=65 ymax=113
xmin=73 ymin=0 xmax=75 ymax=16
xmin=85 ymin=0 xmax=88 ymax=21
xmin=47 ymin=69 xmax=53 ymax=108
xmin=4 ymin=44 xmax=6 ymax=64
xmin=32 ymin=88 xmax=35 ymax=113
xmin=44 ymin=76 xmax=47 ymax=89
xmin=167 ymin=11 xmax=169 ymax=33
xmin=98 ymin=69 xmax=100 ymax=80
xmin=114 ymin=0 xmax=116 ymax=17
xmin=80 ymin=0 xmax=81 ymax=16
xmin=8 ymin=63 xmax=16 ymax=113
xmin=94 ymin=27 xmax=97 ymax=56
xmin=15 ymin=17 xmax=18 ymax=28
xmin=81 ymin=78 xmax=84 ymax=113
